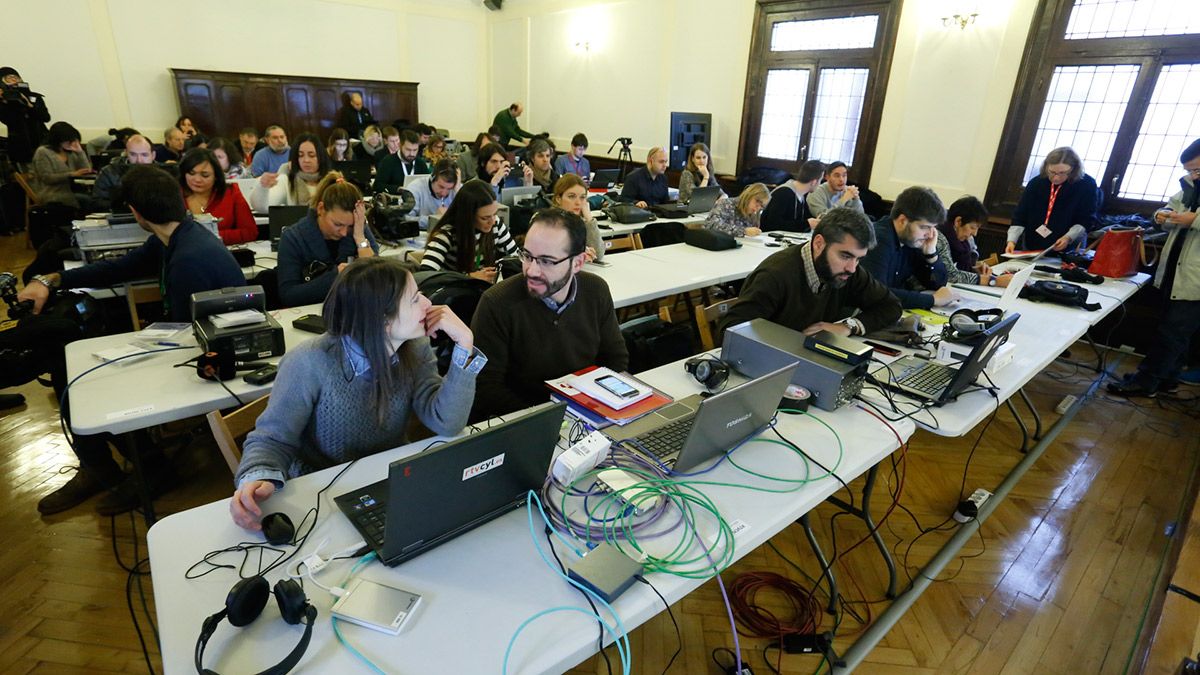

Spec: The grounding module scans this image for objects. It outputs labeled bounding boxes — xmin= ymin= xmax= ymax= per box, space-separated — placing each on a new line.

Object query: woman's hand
xmin=974 ymin=261 xmax=992 ymax=276
xmin=230 ymin=480 xmax=276 ymax=531
xmin=71 ymin=167 xmax=93 ymax=177
xmin=352 ymin=200 xmax=367 ymax=242
xmin=698 ymin=165 xmax=710 ymax=182
xmin=583 ymin=246 xmax=597 ymax=262
xmin=469 ymin=267 xmax=498 ymax=284
xmin=1005 ymin=241 xmax=1016 ymax=254
xmin=424 ymin=304 xmax=473 ymax=351
xmin=744 ymin=227 xmax=762 ymax=237
xmin=1052 ymin=235 xmax=1071 ymax=251
xmin=259 ymin=172 xmax=279 ymax=188
xmin=580 ymin=199 xmax=592 ymax=222
xmin=994 ymin=273 xmax=1013 ymax=288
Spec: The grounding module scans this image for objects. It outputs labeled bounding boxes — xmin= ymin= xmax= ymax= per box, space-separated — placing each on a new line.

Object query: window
xmin=987 ymin=0 xmax=1200 ymax=214
xmin=739 ymin=0 xmax=901 ymax=185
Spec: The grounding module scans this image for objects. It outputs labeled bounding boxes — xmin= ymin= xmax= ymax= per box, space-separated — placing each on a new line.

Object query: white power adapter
xmin=552 ymin=431 xmax=611 ymax=484
xmin=953 ymin=488 xmax=993 ymax=523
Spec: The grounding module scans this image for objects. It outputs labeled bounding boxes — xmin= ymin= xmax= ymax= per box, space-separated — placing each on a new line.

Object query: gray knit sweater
xmin=235 ymin=333 xmax=479 ymax=488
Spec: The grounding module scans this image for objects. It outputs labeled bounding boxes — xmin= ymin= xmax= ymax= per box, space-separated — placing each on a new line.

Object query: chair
xmin=604 ymin=232 xmax=642 ymax=253
xmin=11 ymin=172 xmax=40 ymax=248
xmin=638 ymin=221 xmax=685 ymax=248
xmin=694 ymin=299 xmax=738 ymax=351
xmin=206 ymin=394 xmax=271 ymax=476
xmin=124 ymin=282 xmax=164 ymax=331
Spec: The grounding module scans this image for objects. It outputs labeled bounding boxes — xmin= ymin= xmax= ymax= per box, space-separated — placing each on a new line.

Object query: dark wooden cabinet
xmin=170 ymin=69 xmax=419 ymax=140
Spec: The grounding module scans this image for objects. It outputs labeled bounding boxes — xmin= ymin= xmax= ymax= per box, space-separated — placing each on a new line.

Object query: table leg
xmin=121 ymin=431 xmax=157 ymax=526
xmin=1018 ymin=388 xmax=1043 ymax=441
xmin=1005 ymin=399 xmax=1030 ymax=453
xmin=798 ymin=513 xmax=839 ymax=614
xmin=824 ymin=465 xmax=897 ymax=598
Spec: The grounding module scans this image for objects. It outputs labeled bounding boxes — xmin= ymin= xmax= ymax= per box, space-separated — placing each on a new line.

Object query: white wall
xmin=2 ymin=0 xmax=487 ymax=142
xmin=490 ymin=0 xmax=755 ymax=173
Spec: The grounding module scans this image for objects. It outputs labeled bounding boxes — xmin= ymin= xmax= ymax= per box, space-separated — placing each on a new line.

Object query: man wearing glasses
xmin=1109 ymin=138 xmax=1200 ymax=398
xmin=468 ymin=208 xmax=627 ymax=420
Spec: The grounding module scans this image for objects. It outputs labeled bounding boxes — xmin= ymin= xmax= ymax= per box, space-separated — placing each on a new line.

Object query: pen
xmin=155 ymin=341 xmax=182 ymax=347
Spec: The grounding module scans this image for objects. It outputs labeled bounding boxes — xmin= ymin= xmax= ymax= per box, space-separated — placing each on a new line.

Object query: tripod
xmin=608 ymin=137 xmax=634 ymax=183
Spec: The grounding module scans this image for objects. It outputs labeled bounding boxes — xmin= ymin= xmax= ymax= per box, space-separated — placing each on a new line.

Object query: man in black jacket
xmin=761 ymin=159 xmax=824 ymax=233
xmin=0 ymin=66 xmax=50 ymax=165
xmin=334 ymin=92 xmax=377 ymax=139
xmin=21 ymin=165 xmax=246 ymax=516
xmin=862 ymin=186 xmax=956 ymax=310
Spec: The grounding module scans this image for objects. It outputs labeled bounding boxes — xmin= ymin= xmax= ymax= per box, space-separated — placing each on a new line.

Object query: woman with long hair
xmin=551 ymin=173 xmax=602 ymax=262
xmin=31 ymin=121 xmax=93 ymax=208
xmin=250 ymin=132 xmax=332 ymax=211
xmin=178 ymin=148 xmax=257 ymax=244
xmin=420 ymin=179 xmax=518 ymax=283
xmin=679 ymin=142 xmax=723 ymax=203
xmin=327 ymin=128 xmax=353 ymax=162
xmin=206 ymin=136 xmax=249 ymax=179
xmin=353 ymin=124 xmax=386 ymax=164
xmin=704 ymin=182 xmax=769 ymax=237
xmin=229 ymin=256 xmax=482 ymax=531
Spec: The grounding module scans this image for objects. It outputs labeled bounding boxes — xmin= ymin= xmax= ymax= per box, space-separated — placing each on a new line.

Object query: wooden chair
xmin=694 ymin=299 xmax=738 ymax=351
xmin=11 ymin=172 xmax=40 ymax=248
xmin=604 ymin=232 xmax=642 ymax=253
xmin=206 ymin=394 xmax=271 ymax=476
xmin=124 ymin=282 xmax=164 ymax=331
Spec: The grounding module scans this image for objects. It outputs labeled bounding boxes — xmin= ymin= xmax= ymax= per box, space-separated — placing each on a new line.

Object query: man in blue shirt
xmin=250 ymin=125 xmax=290 ymax=176
xmin=862 ymin=186 xmax=957 ymax=310
xmin=621 ymin=147 xmax=670 ymax=208
xmin=555 ymin=133 xmax=591 ymax=180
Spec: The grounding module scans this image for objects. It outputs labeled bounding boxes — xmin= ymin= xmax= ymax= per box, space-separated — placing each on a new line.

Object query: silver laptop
xmin=604 ymin=362 xmax=798 ymax=473
xmin=940 ymin=251 xmax=1046 ymax=316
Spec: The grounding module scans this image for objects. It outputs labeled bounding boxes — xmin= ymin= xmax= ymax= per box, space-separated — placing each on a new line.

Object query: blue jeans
xmin=1137 ymin=299 xmax=1200 ymax=386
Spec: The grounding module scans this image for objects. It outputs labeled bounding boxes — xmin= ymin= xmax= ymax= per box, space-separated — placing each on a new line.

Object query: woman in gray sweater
xmin=32 ymin=121 xmax=93 ymax=208
xmin=230 ymin=257 xmax=486 ymax=531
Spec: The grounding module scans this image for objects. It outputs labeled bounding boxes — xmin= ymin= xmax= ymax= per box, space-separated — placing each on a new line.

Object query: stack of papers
xmin=546 ymin=367 xmax=672 ymax=428
xmin=209 ymin=309 xmax=266 ymax=329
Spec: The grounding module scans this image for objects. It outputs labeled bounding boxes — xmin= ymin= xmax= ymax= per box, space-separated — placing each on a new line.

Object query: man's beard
xmin=526 ymin=271 xmax=573 ymax=300
xmin=814 ymin=249 xmax=850 ymax=289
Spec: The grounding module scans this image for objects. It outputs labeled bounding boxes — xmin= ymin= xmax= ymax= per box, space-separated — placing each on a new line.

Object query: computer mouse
xmin=260 ymin=512 xmax=295 ymax=546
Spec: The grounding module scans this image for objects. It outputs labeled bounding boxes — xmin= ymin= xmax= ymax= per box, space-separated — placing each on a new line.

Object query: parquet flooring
xmin=1 ymin=230 xmax=1197 ymax=674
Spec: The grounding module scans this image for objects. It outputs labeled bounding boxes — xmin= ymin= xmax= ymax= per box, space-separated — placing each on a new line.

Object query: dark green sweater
xmin=470 ymin=271 xmax=628 ymax=420
xmin=718 ymin=244 xmax=902 ymax=337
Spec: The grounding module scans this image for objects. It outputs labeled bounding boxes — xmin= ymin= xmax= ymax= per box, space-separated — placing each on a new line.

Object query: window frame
xmin=737 ymin=0 xmax=903 ymax=186
xmin=986 ymin=0 xmax=1200 ymax=216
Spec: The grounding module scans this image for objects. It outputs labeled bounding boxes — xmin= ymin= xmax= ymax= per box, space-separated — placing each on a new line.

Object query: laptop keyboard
xmin=896 ymin=362 xmax=955 ymax=396
xmin=633 ymin=415 xmax=696 ymax=461
xmin=348 ymin=493 xmax=388 ymax=548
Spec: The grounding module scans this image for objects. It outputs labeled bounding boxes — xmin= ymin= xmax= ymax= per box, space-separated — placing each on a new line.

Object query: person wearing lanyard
xmin=1006 ymin=146 xmax=1099 ymax=253
xmin=1108 ymin=138 xmax=1200 ymax=398
xmin=554 ymin=133 xmax=591 ymax=181
xmin=407 ymin=159 xmax=460 ymax=230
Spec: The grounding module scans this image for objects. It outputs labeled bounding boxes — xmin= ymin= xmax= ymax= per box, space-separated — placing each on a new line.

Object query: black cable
xmin=544 ymin=528 xmax=612 ymax=675
xmin=769 ymin=426 xmax=854 ymax=510
xmin=636 ymin=575 xmax=681 ymax=675
xmin=216 ymin=377 xmax=246 ymax=407
xmin=126 ymin=557 xmax=157 ymax=675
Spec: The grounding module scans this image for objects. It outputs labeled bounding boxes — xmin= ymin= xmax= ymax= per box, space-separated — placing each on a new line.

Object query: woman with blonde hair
xmin=1006 ymin=146 xmax=1099 ymax=253
xmin=704 ymin=183 xmax=769 ymax=237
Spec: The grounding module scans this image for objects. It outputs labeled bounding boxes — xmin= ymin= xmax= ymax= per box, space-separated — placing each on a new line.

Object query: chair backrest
xmin=639 ymin=221 xmax=686 ymax=248
xmin=695 ymin=299 xmax=738 ymax=351
xmin=605 ymin=233 xmax=641 ymax=253
xmin=124 ymin=283 xmax=164 ymax=331
xmin=11 ymin=172 xmax=40 ymax=206
xmin=206 ymin=394 xmax=271 ymax=475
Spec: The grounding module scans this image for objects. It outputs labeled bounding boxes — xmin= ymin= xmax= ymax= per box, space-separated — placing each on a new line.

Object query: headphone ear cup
xmin=708 ymin=362 xmax=729 ymax=390
xmin=273 ymin=579 xmax=309 ymax=625
xmin=226 ymin=576 xmax=271 ymax=627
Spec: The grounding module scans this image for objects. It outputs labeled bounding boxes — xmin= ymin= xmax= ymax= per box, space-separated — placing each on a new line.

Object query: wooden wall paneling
xmin=171 ymin=69 xmax=418 ymax=141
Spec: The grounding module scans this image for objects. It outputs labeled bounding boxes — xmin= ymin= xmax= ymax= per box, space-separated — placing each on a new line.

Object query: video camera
xmin=0 ymin=272 xmax=34 ymax=320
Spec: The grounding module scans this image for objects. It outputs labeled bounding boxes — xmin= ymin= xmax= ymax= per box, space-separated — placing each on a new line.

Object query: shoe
xmin=1178 ymin=368 xmax=1200 ymax=386
xmin=1159 ymin=380 xmax=1180 ymax=395
xmin=95 ymin=467 xmax=178 ymax=516
xmin=37 ymin=467 xmax=124 ymax=515
xmin=0 ymin=393 xmax=25 ymax=410
xmin=1107 ymin=376 xmax=1158 ymax=398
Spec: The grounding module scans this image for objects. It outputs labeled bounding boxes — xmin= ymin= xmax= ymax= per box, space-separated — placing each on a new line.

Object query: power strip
xmin=1055 ymin=394 xmax=1078 ymax=414
xmin=954 ymin=488 xmax=993 ymax=523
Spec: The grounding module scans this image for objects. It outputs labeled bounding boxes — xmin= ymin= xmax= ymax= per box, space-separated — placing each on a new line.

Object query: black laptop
xmin=334 ymin=160 xmax=374 ymax=190
xmin=650 ymin=186 xmax=724 ymax=219
xmin=268 ymin=205 xmax=309 ymax=244
xmin=334 ymin=402 xmax=567 ymax=566
xmin=591 ymin=169 xmax=620 ymax=190
xmin=875 ymin=313 xmax=1020 ymax=406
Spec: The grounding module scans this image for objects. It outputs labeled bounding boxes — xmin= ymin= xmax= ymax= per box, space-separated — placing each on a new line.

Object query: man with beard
xmin=468 ymin=208 xmax=627 ymax=421
xmin=719 ymin=207 xmax=902 ymax=338
xmin=862 ymin=186 xmax=957 ymax=310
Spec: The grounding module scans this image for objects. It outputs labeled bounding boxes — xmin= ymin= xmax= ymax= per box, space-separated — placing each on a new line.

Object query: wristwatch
xmin=988 ymin=276 xmax=998 ymax=287
xmin=32 ymin=274 xmax=59 ymax=289
xmin=356 ymin=239 xmax=371 ymax=249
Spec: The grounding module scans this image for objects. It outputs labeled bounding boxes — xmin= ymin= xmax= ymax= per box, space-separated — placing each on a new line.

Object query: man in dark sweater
xmin=470 ymin=208 xmax=628 ymax=421
xmin=20 ymin=165 xmax=246 ymax=517
xmin=761 ymin=159 xmax=824 ymax=233
xmin=720 ymin=207 xmax=902 ymax=338
xmin=861 ymin=186 xmax=956 ymax=311
xmin=621 ymin=147 xmax=670 ymax=208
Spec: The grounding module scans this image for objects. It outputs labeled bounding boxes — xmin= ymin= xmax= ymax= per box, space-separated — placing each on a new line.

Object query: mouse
xmin=260 ymin=512 xmax=295 ymax=546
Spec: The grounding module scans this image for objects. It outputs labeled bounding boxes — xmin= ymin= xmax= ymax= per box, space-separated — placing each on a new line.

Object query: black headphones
xmin=942 ymin=308 xmax=1004 ymax=343
xmin=196 ymin=351 xmax=266 ymax=381
xmin=685 ymin=355 xmax=730 ymax=392
xmin=195 ymin=575 xmax=317 ymax=675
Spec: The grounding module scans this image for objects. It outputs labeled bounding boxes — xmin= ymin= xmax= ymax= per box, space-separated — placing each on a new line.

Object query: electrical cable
xmin=635 ymin=575 xmax=681 ymax=675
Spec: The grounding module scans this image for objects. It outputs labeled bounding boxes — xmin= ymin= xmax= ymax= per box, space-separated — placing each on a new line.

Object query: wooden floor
xmin=1 ymin=231 xmax=1197 ymax=674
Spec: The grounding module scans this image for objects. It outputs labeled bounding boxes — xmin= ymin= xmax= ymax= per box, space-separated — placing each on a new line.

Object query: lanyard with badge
xmin=1036 ymin=183 xmax=1062 ymax=240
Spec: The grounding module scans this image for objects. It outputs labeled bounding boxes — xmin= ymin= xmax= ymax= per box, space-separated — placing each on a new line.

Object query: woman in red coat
xmin=179 ymin=148 xmax=257 ymax=245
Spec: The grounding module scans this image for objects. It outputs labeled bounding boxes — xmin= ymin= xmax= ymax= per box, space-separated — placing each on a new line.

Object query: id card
xmin=1035 ymin=224 xmax=1052 ymax=238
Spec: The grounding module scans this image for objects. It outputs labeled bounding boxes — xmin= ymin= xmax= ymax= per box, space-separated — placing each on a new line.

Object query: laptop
xmin=875 ymin=312 xmax=1020 ymax=405
xmin=268 ymin=205 xmax=309 ymax=243
xmin=334 ymin=160 xmax=373 ymax=189
xmin=334 ymin=403 xmax=567 ymax=567
xmin=650 ymin=186 xmax=723 ymax=218
xmin=603 ymin=362 xmax=798 ymax=472
xmin=591 ymin=169 xmax=620 ymax=190
xmin=500 ymin=185 xmax=542 ymax=207
xmin=939 ymin=248 xmax=1049 ymax=316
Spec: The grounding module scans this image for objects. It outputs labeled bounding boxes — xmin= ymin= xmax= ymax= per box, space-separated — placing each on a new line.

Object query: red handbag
xmin=1087 ymin=227 xmax=1153 ymax=278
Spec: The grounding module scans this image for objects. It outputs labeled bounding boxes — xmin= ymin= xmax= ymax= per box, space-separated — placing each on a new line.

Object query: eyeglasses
xmin=518 ymin=248 xmax=576 ymax=267
xmin=1186 ymin=167 xmax=1200 ymax=176
xmin=1047 ymin=170 xmax=1072 ymax=177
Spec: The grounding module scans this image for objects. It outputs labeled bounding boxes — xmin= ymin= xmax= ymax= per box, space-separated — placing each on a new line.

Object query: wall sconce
xmin=574 ymin=40 xmax=590 ymax=52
